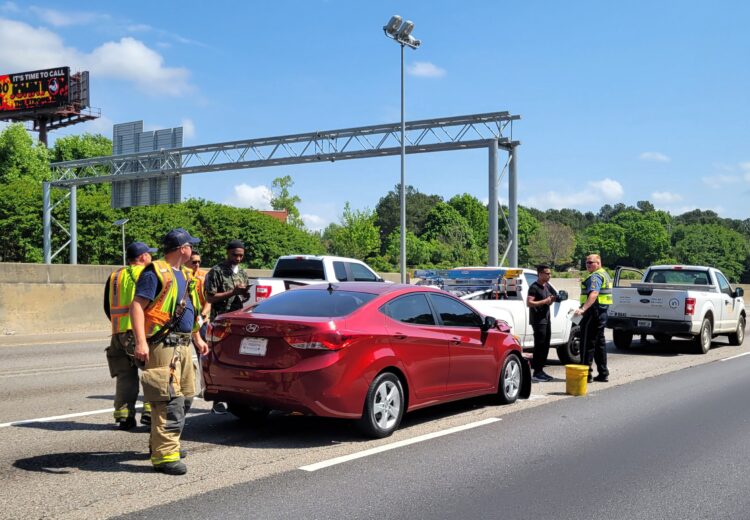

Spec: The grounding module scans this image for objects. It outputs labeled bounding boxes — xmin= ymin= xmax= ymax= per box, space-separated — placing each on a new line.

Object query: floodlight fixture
xmin=397 ymin=20 xmax=414 ymax=39
xmin=384 ymin=15 xmax=402 ymax=36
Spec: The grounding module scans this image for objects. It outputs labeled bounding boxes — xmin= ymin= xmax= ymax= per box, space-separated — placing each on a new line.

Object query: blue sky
xmin=1 ymin=1 xmax=748 ymax=229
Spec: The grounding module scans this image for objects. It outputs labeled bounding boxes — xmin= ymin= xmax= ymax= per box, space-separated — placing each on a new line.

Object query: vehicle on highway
xmin=246 ymin=254 xmax=386 ymax=303
xmin=417 ymin=267 xmax=581 ymax=364
xmin=202 ymin=282 xmax=531 ymax=438
xmin=608 ymin=265 xmax=746 ymax=353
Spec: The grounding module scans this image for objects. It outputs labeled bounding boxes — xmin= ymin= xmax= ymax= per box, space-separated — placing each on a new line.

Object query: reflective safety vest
xmin=143 ymin=260 xmax=202 ymax=337
xmin=193 ymin=270 xmax=207 ymax=309
xmin=580 ymin=267 xmax=613 ymax=306
xmin=108 ymin=265 xmax=145 ymax=334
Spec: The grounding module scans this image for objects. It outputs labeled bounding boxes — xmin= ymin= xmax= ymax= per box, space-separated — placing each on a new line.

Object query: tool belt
xmin=162 ymin=332 xmax=193 ymax=346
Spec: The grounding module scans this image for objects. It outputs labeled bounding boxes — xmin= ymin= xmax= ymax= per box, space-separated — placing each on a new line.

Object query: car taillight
xmin=207 ymin=321 xmax=231 ymax=344
xmin=685 ymin=297 xmax=696 ymax=315
xmin=255 ymin=285 xmax=272 ymax=301
xmin=284 ymin=331 xmax=351 ymax=351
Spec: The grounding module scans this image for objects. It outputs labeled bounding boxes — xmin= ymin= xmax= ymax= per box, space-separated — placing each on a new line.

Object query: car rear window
xmin=251 ymin=290 xmax=377 ymax=317
xmin=645 ymin=269 xmax=711 ymax=285
xmin=272 ymin=258 xmax=325 ymax=279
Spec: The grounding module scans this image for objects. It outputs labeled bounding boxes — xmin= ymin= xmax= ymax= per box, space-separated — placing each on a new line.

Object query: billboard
xmin=0 ymin=67 xmax=70 ymax=114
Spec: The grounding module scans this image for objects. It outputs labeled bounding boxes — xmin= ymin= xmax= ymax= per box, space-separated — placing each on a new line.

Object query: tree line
xmin=2 ymin=124 xmax=749 ymax=282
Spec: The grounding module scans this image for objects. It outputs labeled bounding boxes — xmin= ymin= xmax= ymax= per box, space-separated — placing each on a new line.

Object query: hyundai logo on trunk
xmin=244 ymin=324 xmax=259 ymax=333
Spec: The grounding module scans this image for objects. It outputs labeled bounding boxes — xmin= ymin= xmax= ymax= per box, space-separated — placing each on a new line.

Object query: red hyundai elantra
xmin=202 ymin=282 xmax=530 ymax=437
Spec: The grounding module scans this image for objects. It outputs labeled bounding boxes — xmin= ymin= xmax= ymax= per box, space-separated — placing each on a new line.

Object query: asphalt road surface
xmin=1 ymin=326 xmax=748 ymax=519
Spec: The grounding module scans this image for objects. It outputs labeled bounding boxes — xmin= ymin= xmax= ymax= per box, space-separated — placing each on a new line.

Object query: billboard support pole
xmin=488 ymin=139 xmax=498 ymax=266
xmin=43 ymin=182 xmax=51 ymax=264
xmin=69 ymin=185 xmax=77 ymax=265
xmin=38 ymin=117 xmax=48 ymax=147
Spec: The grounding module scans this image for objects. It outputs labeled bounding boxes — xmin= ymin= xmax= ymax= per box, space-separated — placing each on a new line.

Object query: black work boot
xmin=154 ymin=461 xmax=187 ymax=475
xmin=117 ymin=417 xmax=137 ymax=431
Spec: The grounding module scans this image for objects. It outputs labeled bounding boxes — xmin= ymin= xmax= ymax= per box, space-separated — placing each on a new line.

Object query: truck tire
xmin=693 ymin=318 xmax=712 ymax=354
xmin=556 ymin=325 xmax=581 ymax=365
xmin=613 ymin=329 xmax=633 ymax=350
xmin=728 ymin=315 xmax=746 ymax=346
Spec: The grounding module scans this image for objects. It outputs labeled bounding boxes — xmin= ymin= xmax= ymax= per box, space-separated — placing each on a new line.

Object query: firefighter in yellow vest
xmin=130 ymin=228 xmax=208 ymax=476
xmin=103 ymin=241 xmax=157 ymax=430
xmin=574 ymin=253 xmax=613 ymax=383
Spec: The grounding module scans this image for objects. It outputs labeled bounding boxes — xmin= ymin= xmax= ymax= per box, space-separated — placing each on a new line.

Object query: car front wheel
xmin=497 ymin=354 xmax=522 ymax=405
xmin=357 ymin=372 xmax=405 ymax=438
xmin=728 ymin=315 xmax=745 ymax=346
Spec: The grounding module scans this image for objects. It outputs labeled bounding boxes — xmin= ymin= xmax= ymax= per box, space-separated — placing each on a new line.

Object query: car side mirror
xmin=481 ymin=315 xmax=497 ymax=331
xmin=734 ymin=287 xmax=744 ymax=298
xmin=557 ymin=290 xmax=568 ymax=302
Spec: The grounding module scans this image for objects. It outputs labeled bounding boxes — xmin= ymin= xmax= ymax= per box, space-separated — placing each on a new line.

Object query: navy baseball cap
xmin=126 ymin=241 xmax=157 ymax=260
xmin=226 ymin=239 xmax=245 ymax=250
xmin=162 ymin=228 xmax=201 ymax=250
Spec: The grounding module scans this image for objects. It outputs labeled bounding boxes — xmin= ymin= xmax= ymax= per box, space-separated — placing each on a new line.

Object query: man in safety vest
xmin=103 ymin=241 xmax=157 ymax=430
xmin=574 ymin=253 xmax=613 ymax=383
xmin=130 ymin=228 xmax=209 ymax=476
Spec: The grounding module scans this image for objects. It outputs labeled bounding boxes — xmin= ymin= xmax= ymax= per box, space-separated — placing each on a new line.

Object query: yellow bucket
xmin=565 ymin=364 xmax=589 ymax=396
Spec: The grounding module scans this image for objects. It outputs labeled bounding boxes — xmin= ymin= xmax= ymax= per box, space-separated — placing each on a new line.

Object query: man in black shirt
xmin=526 ymin=265 xmax=558 ymax=382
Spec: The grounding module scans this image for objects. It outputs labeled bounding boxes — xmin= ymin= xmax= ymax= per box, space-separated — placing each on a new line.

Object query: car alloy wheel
xmin=498 ymin=354 xmax=521 ymax=404
xmin=357 ymin=372 xmax=404 ymax=438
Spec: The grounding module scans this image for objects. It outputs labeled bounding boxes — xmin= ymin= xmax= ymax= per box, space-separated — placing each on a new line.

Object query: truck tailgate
xmin=610 ymin=286 xmax=690 ymax=321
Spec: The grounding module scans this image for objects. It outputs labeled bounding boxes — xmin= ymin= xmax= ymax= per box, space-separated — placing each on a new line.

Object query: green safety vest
xmin=580 ymin=267 xmax=613 ymax=306
xmin=108 ymin=265 xmax=145 ymax=334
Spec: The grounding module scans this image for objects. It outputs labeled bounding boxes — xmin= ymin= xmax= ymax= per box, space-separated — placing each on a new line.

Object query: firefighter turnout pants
xmin=105 ymin=332 xmax=140 ymax=423
xmin=140 ymin=336 xmax=197 ymax=467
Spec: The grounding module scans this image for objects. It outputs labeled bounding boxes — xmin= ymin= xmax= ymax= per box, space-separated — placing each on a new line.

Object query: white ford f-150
xmin=607 ymin=265 xmax=746 ymax=353
xmin=247 ymin=255 xmax=386 ymax=303
xmin=417 ymin=267 xmax=582 ymax=364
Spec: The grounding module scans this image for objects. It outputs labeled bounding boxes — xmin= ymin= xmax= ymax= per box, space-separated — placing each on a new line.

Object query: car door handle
xmin=451 ymin=337 xmax=461 ymax=345
xmin=392 ymin=333 xmax=407 ymax=340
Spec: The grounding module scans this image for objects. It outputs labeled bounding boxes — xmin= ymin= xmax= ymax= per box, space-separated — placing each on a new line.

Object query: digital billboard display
xmin=0 ymin=67 xmax=70 ymax=114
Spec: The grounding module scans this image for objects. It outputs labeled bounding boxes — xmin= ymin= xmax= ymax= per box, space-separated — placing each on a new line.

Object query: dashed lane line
xmin=721 ymin=351 xmax=750 ymax=362
xmin=299 ymin=417 xmax=501 ymax=472
xmin=0 ymin=338 xmax=108 ymax=348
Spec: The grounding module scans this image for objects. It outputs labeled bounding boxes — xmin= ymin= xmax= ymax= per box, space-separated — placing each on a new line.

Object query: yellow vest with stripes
xmin=580 ymin=267 xmax=613 ymax=306
xmin=143 ymin=260 xmax=202 ymax=337
xmin=108 ymin=265 xmax=145 ymax=334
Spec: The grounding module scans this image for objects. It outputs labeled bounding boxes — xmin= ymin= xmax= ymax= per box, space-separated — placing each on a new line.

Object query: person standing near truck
xmin=527 ymin=264 xmax=558 ymax=382
xmin=574 ymin=253 xmax=612 ymax=383
xmin=204 ymin=239 xmax=250 ymax=414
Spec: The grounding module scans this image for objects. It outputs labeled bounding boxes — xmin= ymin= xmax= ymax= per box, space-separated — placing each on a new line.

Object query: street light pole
xmin=113 ymin=218 xmax=129 ymax=266
xmin=383 ymin=15 xmax=420 ymax=284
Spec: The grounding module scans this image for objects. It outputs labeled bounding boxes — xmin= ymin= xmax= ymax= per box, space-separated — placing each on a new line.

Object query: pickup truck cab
xmin=607 ymin=265 xmax=746 ymax=353
xmin=417 ymin=267 xmax=582 ymax=364
xmin=249 ymin=255 xmax=384 ymax=303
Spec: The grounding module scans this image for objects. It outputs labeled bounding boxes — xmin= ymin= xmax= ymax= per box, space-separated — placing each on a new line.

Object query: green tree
xmin=51 ymin=133 xmax=111 ymax=162
xmin=271 ymin=175 xmax=304 ymax=228
xmin=672 ymin=224 xmax=750 ymax=282
xmin=575 ymin=223 xmax=627 ymax=267
xmin=528 ymin=221 xmax=576 ymax=269
xmin=374 ymin=185 xmax=442 ymax=250
xmin=611 ymin=210 xmax=670 ymax=267
xmin=448 ymin=193 xmax=488 ymax=246
xmin=0 ymin=123 xmax=50 ymax=183
xmin=0 ymin=177 xmax=44 ymax=262
xmin=324 ymin=203 xmax=381 ymax=260
xmin=498 ymin=205 xmax=540 ymax=267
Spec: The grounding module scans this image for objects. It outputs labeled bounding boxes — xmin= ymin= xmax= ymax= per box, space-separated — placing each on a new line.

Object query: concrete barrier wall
xmin=0 ymin=264 xmax=745 ymax=336
xmin=0 ymin=263 xmax=401 ymax=335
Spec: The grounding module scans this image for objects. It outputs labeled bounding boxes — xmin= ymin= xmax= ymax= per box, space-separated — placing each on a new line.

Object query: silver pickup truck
xmin=607 ymin=265 xmax=746 ymax=353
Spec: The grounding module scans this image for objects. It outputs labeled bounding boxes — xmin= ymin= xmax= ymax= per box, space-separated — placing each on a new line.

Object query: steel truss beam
xmin=45 ymin=111 xmax=520 ymax=265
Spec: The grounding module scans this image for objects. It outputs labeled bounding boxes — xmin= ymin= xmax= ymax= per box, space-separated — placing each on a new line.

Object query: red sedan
xmin=202 ymin=282 xmax=530 ymax=438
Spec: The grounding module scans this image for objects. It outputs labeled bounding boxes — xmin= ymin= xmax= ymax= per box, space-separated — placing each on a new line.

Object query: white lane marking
xmin=0 ymin=338 xmax=108 ymax=348
xmin=299 ymin=417 xmax=501 ymax=472
xmin=721 ymin=351 xmax=750 ymax=362
xmin=527 ymin=394 xmax=549 ymax=400
xmin=0 ymin=363 xmax=107 ymax=379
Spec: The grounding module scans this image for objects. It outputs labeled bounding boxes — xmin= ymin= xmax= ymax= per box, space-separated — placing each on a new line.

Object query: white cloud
xmin=301 ymin=213 xmax=329 ymax=231
xmin=523 ymin=178 xmax=624 ymax=210
xmin=226 ymin=183 xmax=273 ymax=209
xmin=29 ymin=6 xmax=109 ymax=27
xmin=651 ymin=191 xmax=682 ymax=203
xmin=180 ymin=118 xmax=195 ymax=140
xmin=639 ymin=151 xmax=671 ymax=163
xmin=407 ymin=61 xmax=446 ymax=78
xmin=0 ymin=19 xmax=191 ymax=96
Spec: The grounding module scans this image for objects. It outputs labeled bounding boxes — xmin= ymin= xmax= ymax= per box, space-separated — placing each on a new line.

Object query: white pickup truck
xmin=247 ymin=254 xmax=386 ymax=303
xmin=417 ymin=267 xmax=582 ymax=364
xmin=607 ymin=265 xmax=746 ymax=353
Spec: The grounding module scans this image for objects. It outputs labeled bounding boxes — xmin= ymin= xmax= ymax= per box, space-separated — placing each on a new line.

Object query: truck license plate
xmin=637 ymin=320 xmax=652 ymax=328
xmin=240 ymin=337 xmax=267 ymax=356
